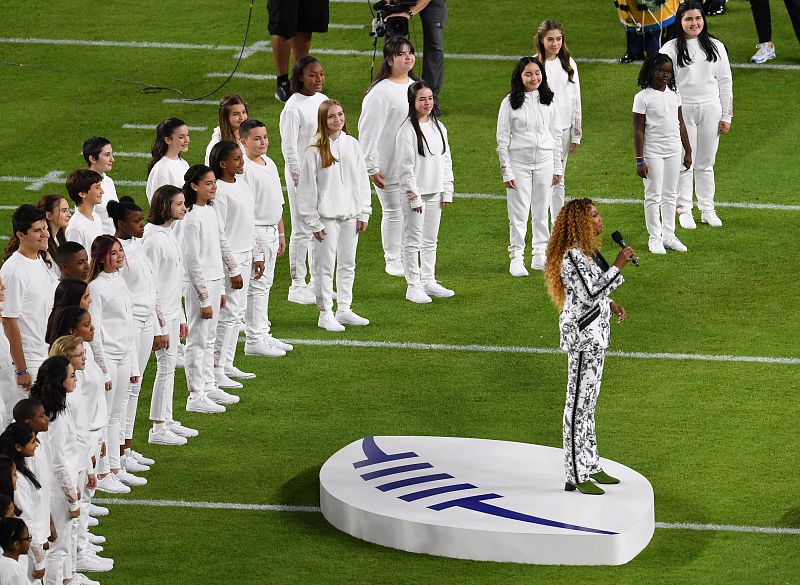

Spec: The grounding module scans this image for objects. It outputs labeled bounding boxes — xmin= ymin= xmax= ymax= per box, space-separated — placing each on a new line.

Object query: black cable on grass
xmin=1 ymin=0 xmax=254 ymax=102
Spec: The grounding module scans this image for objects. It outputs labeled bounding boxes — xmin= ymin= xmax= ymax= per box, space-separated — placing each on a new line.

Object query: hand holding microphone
xmin=611 ymin=231 xmax=639 ymax=268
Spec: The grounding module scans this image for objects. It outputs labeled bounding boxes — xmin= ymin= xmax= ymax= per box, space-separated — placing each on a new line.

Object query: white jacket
xmin=296 ymin=134 xmax=372 ymax=231
xmin=45 ymin=407 xmax=81 ymax=511
xmin=545 ymin=57 xmax=583 ymax=142
xmin=145 ymin=157 xmax=189 ymax=203
xmin=279 ymin=92 xmax=329 ymax=184
xmin=396 ymin=118 xmax=454 ymax=207
xmin=83 ymin=342 xmax=109 ymax=431
xmin=120 ymin=237 xmax=163 ymax=330
xmin=142 ymin=222 xmax=186 ymax=328
xmin=88 ymin=271 xmax=139 ymax=377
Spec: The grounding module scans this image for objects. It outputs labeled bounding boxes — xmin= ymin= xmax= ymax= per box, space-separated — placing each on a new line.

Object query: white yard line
xmin=205 ymin=71 xmax=276 ymax=80
xmin=114 ymin=151 xmax=150 ymax=158
xmin=280 ymin=338 xmax=800 ymax=365
xmin=3 ymin=37 xmax=800 ymax=70
xmin=91 ymin=497 xmax=800 ymax=535
xmin=162 ymin=98 xmax=219 ymax=105
xmin=122 ymin=123 xmax=207 ymax=131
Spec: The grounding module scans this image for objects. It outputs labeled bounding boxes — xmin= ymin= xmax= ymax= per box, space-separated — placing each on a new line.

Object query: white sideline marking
xmin=162 ymin=98 xmax=218 ymax=105
xmin=115 ymin=180 xmax=146 ymax=187
xmin=329 ymin=23 xmax=365 ymax=29
xmin=122 ymin=123 xmax=207 ymax=131
xmin=26 ymin=170 xmax=64 ymax=191
xmin=115 ymin=151 xmax=150 ymax=158
xmin=3 ymin=37 xmax=800 ymax=71
xmin=281 ymin=338 xmax=800 ymax=365
xmin=206 ymin=72 xmax=277 ymax=80
xmin=91 ymin=497 xmax=800 ymax=535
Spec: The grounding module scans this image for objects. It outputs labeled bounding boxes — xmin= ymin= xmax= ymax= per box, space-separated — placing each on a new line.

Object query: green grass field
xmin=2 ymin=1 xmax=799 ymax=583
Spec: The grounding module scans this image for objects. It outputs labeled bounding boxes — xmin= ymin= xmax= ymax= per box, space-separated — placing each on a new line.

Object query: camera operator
xmin=385 ymin=0 xmax=448 ymax=115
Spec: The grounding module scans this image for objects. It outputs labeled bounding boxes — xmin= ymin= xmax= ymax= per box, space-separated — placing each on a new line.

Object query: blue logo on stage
xmin=352 ymin=436 xmax=617 ymax=535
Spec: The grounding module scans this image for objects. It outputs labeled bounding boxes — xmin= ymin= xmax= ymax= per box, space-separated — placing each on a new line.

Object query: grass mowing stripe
xmin=278 ymin=338 xmax=800 ymax=365
xmin=92 ymin=497 xmax=800 ymax=535
xmin=4 ymin=36 xmax=800 ymax=71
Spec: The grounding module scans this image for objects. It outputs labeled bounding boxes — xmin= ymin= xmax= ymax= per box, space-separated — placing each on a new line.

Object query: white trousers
xmin=126 ymin=317 xmax=154 ymax=439
xmin=45 ymin=490 xmax=77 ymax=585
xmin=246 ymin=225 xmax=279 ymax=344
xmin=76 ymin=430 xmax=101 ymax=558
xmin=550 ymin=127 xmax=572 ymax=226
xmin=313 ymin=217 xmax=359 ymax=313
xmin=105 ymin=356 xmax=132 ymax=469
xmin=376 ymin=185 xmax=403 ymax=264
xmin=150 ymin=315 xmax=180 ymax=422
xmin=507 ymin=165 xmax=553 ymax=259
xmin=184 ymin=278 xmax=223 ymax=396
xmin=563 ymin=349 xmax=605 ymax=485
xmin=402 ymin=193 xmax=443 ymax=286
xmin=286 ymin=174 xmax=314 ymax=287
xmin=643 ymin=154 xmax=681 ymax=241
xmin=679 ymin=101 xmax=722 ymax=214
xmin=215 ymin=252 xmax=252 ymax=373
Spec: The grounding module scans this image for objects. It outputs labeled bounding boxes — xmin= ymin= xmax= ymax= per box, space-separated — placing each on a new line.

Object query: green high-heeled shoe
xmin=564 ymin=480 xmax=605 ymax=495
xmin=590 ymin=471 xmax=620 ymax=485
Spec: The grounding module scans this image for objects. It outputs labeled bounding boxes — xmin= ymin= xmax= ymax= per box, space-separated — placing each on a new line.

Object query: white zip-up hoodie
xmin=496 ymin=90 xmax=564 ymax=182
xmin=88 ymin=270 xmax=139 ymax=377
xmin=83 ymin=342 xmax=109 ymax=431
xmin=142 ymin=222 xmax=186 ymax=329
xmin=396 ymin=118 xmax=455 ymax=207
xmin=296 ymin=134 xmax=372 ymax=232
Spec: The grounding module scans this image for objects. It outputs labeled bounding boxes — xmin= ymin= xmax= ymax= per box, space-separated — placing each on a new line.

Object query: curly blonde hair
xmin=544 ymin=198 xmax=599 ymax=309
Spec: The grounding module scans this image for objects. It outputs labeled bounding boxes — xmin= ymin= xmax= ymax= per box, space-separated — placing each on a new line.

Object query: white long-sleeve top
xmin=178 ymin=204 xmax=238 ymax=308
xmin=14 ymin=471 xmax=48 ymax=569
xmin=98 ymin=174 xmax=119 ymax=235
xmin=146 ymin=157 xmax=190 ymax=203
xmin=204 ymin=126 xmax=247 ymax=166
xmin=214 ymin=178 xmax=264 ymax=259
xmin=396 ymin=118 xmax=455 ymax=207
xmin=358 ymin=78 xmax=415 ymax=185
xmin=660 ymin=38 xmax=733 ymax=122
xmin=242 ymin=155 xmax=285 ymax=226
xmin=545 ymin=57 xmax=583 ymax=142
xmin=296 ymin=134 xmax=372 ymax=232
xmin=142 ymin=222 xmax=186 ymax=328
xmin=67 ymin=373 xmax=93 ymax=475
xmin=25 ymin=437 xmax=52 ymax=538
xmin=120 ymin=237 xmax=163 ymax=331
xmin=88 ymin=271 xmax=139 ymax=377
xmin=496 ymin=91 xmax=564 ymax=181
xmin=83 ymin=342 xmax=108 ymax=431
xmin=279 ymin=92 xmax=329 ymax=183
xmin=46 ymin=406 xmax=81 ymax=511
xmin=0 ymin=555 xmax=27 ymax=583
xmin=65 ymin=210 xmax=104 ymax=254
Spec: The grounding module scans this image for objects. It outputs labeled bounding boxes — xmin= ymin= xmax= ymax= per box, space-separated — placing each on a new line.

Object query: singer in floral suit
xmin=544 ymin=198 xmax=636 ymax=495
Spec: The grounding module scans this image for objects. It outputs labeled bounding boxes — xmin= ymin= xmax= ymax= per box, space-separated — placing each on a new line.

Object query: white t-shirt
xmin=98 ymin=174 xmax=119 ymax=234
xmin=146 ymin=157 xmax=190 ymax=202
xmin=0 ymin=252 xmax=57 ymax=368
xmin=632 ymin=87 xmax=683 ymax=158
xmin=242 ymin=155 xmax=284 ymax=226
xmin=0 ymin=555 xmax=26 ymax=585
xmin=65 ymin=210 xmax=104 ymax=254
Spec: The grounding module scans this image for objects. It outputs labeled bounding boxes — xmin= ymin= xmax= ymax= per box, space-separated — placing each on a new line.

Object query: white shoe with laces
xmin=215 ymin=371 xmax=243 ymax=389
xmin=648 ymin=237 xmax=667 ymax=255
xmin=406 ymin=285 xmax=432 ymax=304
xmin=85 ymin=541 xmax=104 ymax=554
xmin=116 ymin=469 xmax=147 ymax=487
xmin=244 ymin=340 xmax=286 ymax=357
xmin=207 ymin=387 xmax=240 ymax=405
xmin=318 ymin=312 xmax=345 ymax=332
xmin=186 ymin=393 xmax=226 ymax=414
xmin=424 ymin=281 xmax=455 ymax=298
xmin=751 ymin=42 xmax=776 ymax=64
xmin=87 ymin=515 xmax=99 ymax=527
xmin=664 ymin=236 xmax=688 ymax=252
xmin=679 ymin=212 xmax=697 ymax=229
xmin=225 ymin=366 xmax=256 ymax=379
xmin=335 ymin=309 xmax=369 ymax=326
xmin=167 ymin=419 xmax=199 ymax=438
xmin=288 ymin=284 xmax=316 ymax=304
xmin=264 ymin=334 xmax=293 ymax=351
xmin=73 ymin=573 xmax=102 ymax=584
xmin=122 ymin=455 xmax=150 ymax=473
xmin=701 ymin=211 xmax=723 ymax=227
xmin=76 ymin=554 xmax=113 ymax=573
xmin=87 ymin=532 xmax=106 ymax=545
xmin=531 ymin=255 xmax=546 ymax=271
xmin=149 ymin=427 xmax=188 ymax=446
xmin=509 ymin=258 xmax=529 ymax=277
xmin=385 ymin=259 xmax=405 ymax=277
xmin=95 ymin=474 xmax=130 ymax=494
xmin=88 ymin=504 xmax=108 ymax=517
xmin=129 ymin=449 xmax=155 ymax=466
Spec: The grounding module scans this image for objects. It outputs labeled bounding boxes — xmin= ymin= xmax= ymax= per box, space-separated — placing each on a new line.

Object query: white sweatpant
xmin=313 ymin=217 xmax=359 ymax=313
xmin=507 ymin=165 xmax=553 ymax=259
xmin=150 ymin=315 xmax=180 ymax=422
xmin=105 ymin=356 xmax=132 ymax=469
xmin=246 ymin=225 xmax=279 ymax=344
xmin=184 ymin=278 xmax=224 ymax=396
xmin=678 ymin=101 xmax=722 ymax=214
xmin=286 ymin=175 xmax=314 ymax=287
xmin=76 ymin=430 xmax=101 ymax=559
xmin=45 ymin=492 xmax=76 ymax=585
xmin=126 ymin=317 xmax=154 ymax=440
xmin=402 ymin=193 xmax=443 ymax=286
xmin=643 ymin=154 xmax=681 ymax=242
xmin=550 ymin=127 xmax=572 ymax=226
xmin=215 ymin=252 xmax=252 ymax=373
xmin=376 ymin=185 xmax=403 ymax=264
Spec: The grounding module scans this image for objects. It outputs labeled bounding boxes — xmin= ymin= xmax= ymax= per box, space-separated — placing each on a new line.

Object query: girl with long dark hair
xmin=204 ymin=93 xmax=249 ymax=164
xmin=145 ymin=118 xmax=191 ymax=202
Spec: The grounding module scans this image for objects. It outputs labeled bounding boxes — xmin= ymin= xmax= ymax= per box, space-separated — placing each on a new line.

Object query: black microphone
xmin=611 ymin=231 xmax=639 ymax=267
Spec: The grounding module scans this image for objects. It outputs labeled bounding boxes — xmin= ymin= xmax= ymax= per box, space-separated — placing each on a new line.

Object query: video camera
xmin=370 ymin=0 xmax=416 ymax=38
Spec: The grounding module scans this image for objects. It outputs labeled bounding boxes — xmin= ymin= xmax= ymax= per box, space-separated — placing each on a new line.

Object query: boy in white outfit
xmin=64 ymin=169 xmax=105 ymax=254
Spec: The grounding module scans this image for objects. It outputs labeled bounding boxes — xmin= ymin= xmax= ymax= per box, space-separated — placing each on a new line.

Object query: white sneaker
xmin=335 ymin=309 xmax=369 ymax=326
xmin=244 ymin=340 xmax=286 ymax=357
xmin=225 ymin=366 xmax=256 ymax=379
xmin=95 ymin=474 xmax=130 ymax=494
xmin=74 ymin=572 xmax=102 ymax=584
xmin=175 ymin=343 xmax=185 ymax=369
xmin=751 ymin=42 xmax=776 ymax=63
xmin=167 ymin=419 xmax=199 ymax=438
xmin=406 ymin=285 xmax=432 ymax=304
xmin=648 ymin=237 xmax=667 ymax=255
xmin=318 ymin=312 xmax=345 ymax=332
xmin=76 ymin=554 xmax=113 ymax=573
xmin=385 ymin=259 xmax=405 ymax=277
xmin=701 ymin=211 xmax=723 ymax=227
xmin=207 ymin=387 xmax=240 ymax=405
xmin=87 ymin=532 xmax=106 ymax=545
xmin=531 ymin=255 xmax=546 ymax=271
xmin=679 ymin=212 xmax=697 ymax=229
xmin=116 ymin=469 xmax=147 ymax=487
xmin=509 ymin=258 xmax=529 ymax=277
xmin=664 ymin=236 xmax=688 ymax=252
xmin=88 ymin=504 xmax=108 ymax=517
xmin=424 ymin=281 xmax=455 ymax=298
xmin=85 ymin=541 xmax=104 ymax=553
xmin=288 ymin=284 xmax=316 ymax=305
xmin=87 ymin=515 xmax=99 ymax=527
xmin=264 ymin=334 xmax=293 ymax=351
xmin=122 ymin=455 xmax=150 ymax=473
xmin=148 ymin=427 xmax=188 ymax=446
xmin=215 ymin=371 xmax=242 ymax=389
xmin=129 ymin=449 xmax=155 ymax=466
xmin=238 ymin=320 xmax=246 ymax=334
xmin=186 ymin=393 xmax=226 ymax=414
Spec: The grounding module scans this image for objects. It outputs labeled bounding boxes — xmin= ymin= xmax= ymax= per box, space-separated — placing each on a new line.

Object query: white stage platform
xmin=320 ymin=436 xmax=653 ymax=565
